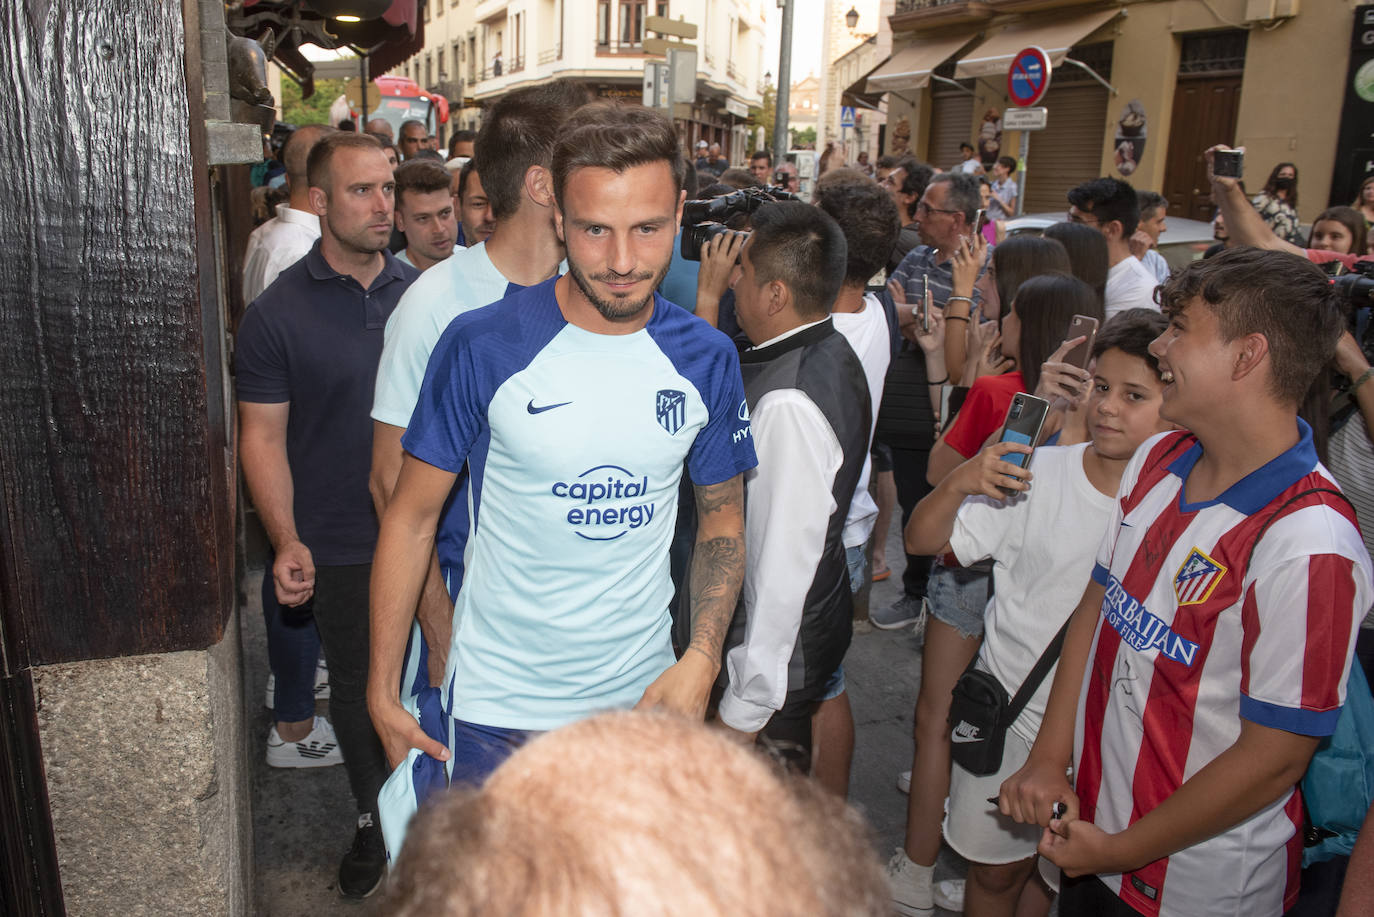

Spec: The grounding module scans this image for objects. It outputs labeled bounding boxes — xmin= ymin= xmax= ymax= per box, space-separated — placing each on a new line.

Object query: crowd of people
xmin=236 ymin=84 xmax=1374 ymax=916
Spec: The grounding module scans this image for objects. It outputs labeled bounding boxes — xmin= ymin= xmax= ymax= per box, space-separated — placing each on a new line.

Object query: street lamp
xmin=845 ymin=5 xmax=859 ymax=28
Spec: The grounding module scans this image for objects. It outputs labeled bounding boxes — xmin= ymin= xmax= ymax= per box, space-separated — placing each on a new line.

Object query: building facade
xmin=866 ymin=0 xmax=1361 ymax=222
xmin=387 ymin=0 xmax=769 ymax=165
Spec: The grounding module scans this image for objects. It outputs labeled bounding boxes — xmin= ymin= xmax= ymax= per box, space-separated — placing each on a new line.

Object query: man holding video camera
xmin=716 ymin=201 xmax=871 ymax=775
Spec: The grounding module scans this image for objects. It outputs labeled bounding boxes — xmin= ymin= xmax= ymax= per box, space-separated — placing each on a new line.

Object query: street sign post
xmin=840 ymin=105 xmax=855 ymax=128
xmin=645 ymin=15 xmax=697 ymax=39
xmin=1002 ymin=106 xmax=1047 ymax=130
xmin=1007 ymin=46 xmax=1052 ymax=107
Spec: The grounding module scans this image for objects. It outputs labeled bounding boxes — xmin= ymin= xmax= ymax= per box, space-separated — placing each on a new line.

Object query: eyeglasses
xmin=916 ymin=201 xmax=963 ymax=216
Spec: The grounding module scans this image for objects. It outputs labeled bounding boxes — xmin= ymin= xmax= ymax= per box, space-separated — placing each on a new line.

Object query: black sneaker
xmin=338 ymin=813 xmax=385 ymax=899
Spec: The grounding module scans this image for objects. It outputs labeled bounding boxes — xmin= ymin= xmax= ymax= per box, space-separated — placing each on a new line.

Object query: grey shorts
xmin=926 ymin=559 xmax=990 ymax=639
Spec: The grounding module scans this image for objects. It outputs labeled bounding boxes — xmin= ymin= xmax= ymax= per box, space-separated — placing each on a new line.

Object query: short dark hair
xmin=394 ymin=158 xmax=452 ymax=208
xmin=477 ymin=80 xmax=592 ymax=220
xmin=959 ymin=142 xmax=974 ymax=153
xmin=1067 ymin=177 xmax=1140 ymax=237
xmin=306 ymin=131 xmax=384 ymax=191
xmin=877 ymin=154 xmax=901 ymax=170
xmin=282 ymin=124 xmax=333 ymax=184
xmin=747 ymin=201 xmax=848 ymax=319
xmin=552 ymin=102 xmax=684 ymax=209
xmin=399 ymin=119 xmax=426 ymax=138
xmin=815 ymin=170 xmax=901 ymax=286
xmin=1136 ymin=190 xmax=1167 ymax=221
xmin=456 ymin=159 xmax=478 ymax=201
xmin=1157 ymin=248 xmax=1343 ymax=406
xmin=1310 ymin=206 xmax=1368 ymax=255
xmin=991 ymin=235 xmax=1073 ymax=316
xmin=1042 ymin=221 xmax=1110 ymax=309
xmin=750 ymin=150 xmax=772 ymax=166
xmin=1093 ymin=308 xmax=1169 ymax=377
xmin=448 ymin=129 xmax=477 ymax=155
xmin=1010 ymin=273 xmax=1099 ymax=394
xmin=929 ymin=171 xmax=981 ymax=223
xmin=365 ymin=130 xmax=396 ymax=155
xmin=683 ymin=159 xmax=699 ymax=198
xmin=996 ymin=155 xmax=1018 ymax=175
xmin=719 ymin=168 xmax=762 ymax=190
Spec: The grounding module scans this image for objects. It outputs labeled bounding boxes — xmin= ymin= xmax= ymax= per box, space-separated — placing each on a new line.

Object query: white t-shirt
xmin=949 ymin=443 xmax=1114 ymax=744
xmin=1104 ymin=255 xmax=1161 ymax=321
xmin=242 ymin=204 xmax=320 ymax=303
xmin=831 ymin=292 xmax=890 ymax=548
xmin=955 ymin=158 xmax=982 ymax=175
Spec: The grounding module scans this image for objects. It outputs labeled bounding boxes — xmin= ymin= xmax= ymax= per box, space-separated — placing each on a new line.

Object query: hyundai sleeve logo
xmin=527 ymin=399 xmax=572 ymax=414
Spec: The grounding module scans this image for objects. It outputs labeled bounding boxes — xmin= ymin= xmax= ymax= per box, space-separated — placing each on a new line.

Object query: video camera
xmin=680 ymin=186 xmax=800 ymax=261
xmin=1336 ymin=261 xmax=1374 ymax=363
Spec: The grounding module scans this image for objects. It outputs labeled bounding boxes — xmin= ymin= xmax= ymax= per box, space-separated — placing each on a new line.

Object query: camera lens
xmin=1010 ymin=403 xmax=1022 ymax=419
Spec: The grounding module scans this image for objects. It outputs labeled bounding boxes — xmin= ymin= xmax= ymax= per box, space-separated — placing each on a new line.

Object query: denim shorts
xmin=926 ymin=558 xmax=990 ymax=639
xmin=819 ymin=664 xmax=846 ymax=702
xmin=845 ymin=544 xmax=867 ymax=595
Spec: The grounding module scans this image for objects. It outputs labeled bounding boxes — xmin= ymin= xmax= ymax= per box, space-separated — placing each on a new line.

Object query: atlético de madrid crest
xmin=1174 ymin=547 xmax=1227 ymax=606
xmin=656 ymin=389 xmax=686 ymax=434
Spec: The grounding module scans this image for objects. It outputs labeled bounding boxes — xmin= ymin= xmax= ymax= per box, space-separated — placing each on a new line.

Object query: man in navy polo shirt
xmin=237 ymin=131 xmax=418 ymax=899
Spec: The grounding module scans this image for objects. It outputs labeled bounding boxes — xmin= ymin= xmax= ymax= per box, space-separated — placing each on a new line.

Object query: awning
xmin=842 ymin=61 xmax=885 ymax=112
xmin=864 ymin=32 xmax=981 ymax=94
xmin=954 ymin=7 xmax=1121 ymax=80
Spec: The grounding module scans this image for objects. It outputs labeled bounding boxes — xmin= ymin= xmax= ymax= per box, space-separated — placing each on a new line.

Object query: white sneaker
xmin=898 ymin=769 xmax=912 ymax=794
xmin=264 ymin=659 xmax=331 ymax=708
xmin=934 ymin=878 xmax=965 ymax=912
xmin=886 ymin=848 xmax=934 ymax=916
xmin=266 ymin=716 xmax=343 ymax=768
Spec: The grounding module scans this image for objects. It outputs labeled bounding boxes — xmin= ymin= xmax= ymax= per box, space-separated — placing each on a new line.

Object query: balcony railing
xmin=891 ymin=0 xmax=994 ymax=26
xmin=538 ymin=43 xmax=563 ymax=65
xmin=509 ymin=54 xmax=525 ymax=73
xmin=894 ymin=0 xmax=963 ymax=10
xmin=596 ymin=39 xmax=648 ymax=54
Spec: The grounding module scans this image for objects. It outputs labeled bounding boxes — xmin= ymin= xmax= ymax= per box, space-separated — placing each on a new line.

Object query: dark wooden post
xmin=0 ymin=0 xmax=236 ymax=908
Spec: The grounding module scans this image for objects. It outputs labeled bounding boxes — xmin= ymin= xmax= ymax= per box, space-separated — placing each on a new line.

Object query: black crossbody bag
xmin=947 ymin=616 xmax=1072 ymax=776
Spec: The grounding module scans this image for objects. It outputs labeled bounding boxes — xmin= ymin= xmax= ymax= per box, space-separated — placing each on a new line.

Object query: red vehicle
xmin=365 ymin=75 xmax=449 ymax=137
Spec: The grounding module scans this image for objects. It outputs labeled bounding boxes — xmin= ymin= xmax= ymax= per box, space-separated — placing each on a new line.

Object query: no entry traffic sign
xmin=1007 ymin=46 xmax=1052 ymax=107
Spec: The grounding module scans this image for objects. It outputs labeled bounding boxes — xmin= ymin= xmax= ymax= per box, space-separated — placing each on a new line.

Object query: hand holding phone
xmin=1060 ymin=315 xmax=1100 ymax=371
xmin=993 ymin=393 xmax=1050 ymax=494
xmin=1212 ymin=147 xmax=1244 ymax=179
xmin=921 ymin=274 xmax=931 ymax=332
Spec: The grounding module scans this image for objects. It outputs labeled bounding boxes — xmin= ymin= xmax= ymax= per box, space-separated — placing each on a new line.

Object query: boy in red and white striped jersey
xmin=998 ymin=247 xmax=1372 ymax=917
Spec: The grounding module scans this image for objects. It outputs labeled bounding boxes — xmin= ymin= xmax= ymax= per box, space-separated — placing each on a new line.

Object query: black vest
xmin=728 ymin=319 xmax=872 ymax=701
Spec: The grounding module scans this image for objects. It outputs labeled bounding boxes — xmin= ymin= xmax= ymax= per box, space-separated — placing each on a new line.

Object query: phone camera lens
xmin=1010 ymin=403 xmax=1022 ymax=419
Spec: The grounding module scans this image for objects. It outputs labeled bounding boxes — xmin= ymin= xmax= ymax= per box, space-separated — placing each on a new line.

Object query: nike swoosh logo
xmin=950 ymin=733 xmax=982 ymax=744
xmin=527 ymin=399 xmax=572 ymax=414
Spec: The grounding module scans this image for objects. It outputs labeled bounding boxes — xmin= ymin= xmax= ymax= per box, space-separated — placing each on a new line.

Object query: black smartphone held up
xmin=1061 ymin=314 xmax=1101 ymax=370
xmin=1213 ymin=148 xmax=1244 ymax=179
xmin=996 ymin=393 xmax=1051 ymax=493
xmin=973 ymin=208 xmax=987 ymax=235
xmin=921 ymin=273 xmax=931 ymax=332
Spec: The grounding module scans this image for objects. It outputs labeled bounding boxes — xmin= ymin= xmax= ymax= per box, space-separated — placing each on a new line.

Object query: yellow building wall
xmin=1232 ymin=0 xmax=1358 ymax=221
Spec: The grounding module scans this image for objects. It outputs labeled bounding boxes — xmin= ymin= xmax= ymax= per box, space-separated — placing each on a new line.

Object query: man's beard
xmin=326 ymin=213 xmax=391 ymax=256
xmin=566 ymin=257 xmax=671 ymax=323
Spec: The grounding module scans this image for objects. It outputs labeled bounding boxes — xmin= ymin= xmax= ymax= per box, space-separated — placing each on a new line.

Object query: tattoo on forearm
xmin=695 ymin=478 xmax=739 ymax=516
xmin=688 ymin=535 xmax=744 ymax=655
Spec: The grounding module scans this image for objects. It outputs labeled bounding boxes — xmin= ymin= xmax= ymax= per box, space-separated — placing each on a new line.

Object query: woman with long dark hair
xmin=1252 ymin=161 xmax=1303 ymax=245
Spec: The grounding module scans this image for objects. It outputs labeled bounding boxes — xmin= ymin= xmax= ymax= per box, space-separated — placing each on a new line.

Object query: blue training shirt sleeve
xmin=686 ymin=340 xmax=757 ymax=486
xmin=401 ymin=320 xmax=484 ymax=473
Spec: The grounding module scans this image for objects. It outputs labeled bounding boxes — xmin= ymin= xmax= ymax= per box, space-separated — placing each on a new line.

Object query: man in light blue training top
xmin=367 ymin=102 xmax=756 ymax=784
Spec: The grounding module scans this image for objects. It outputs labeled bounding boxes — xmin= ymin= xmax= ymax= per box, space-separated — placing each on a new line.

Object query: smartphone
xmin=1061 ymin=315 xmax=1100 ymax=370
xmin=973 ymin=208 xmax=987 ymax=235
xmin=1213 ymin=148 xmax=1244 ymax=179
xmin=996 ymin=393 xmax=1051 ymax=493
xmin=921 ymin=274 xmax=931 ymax=332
